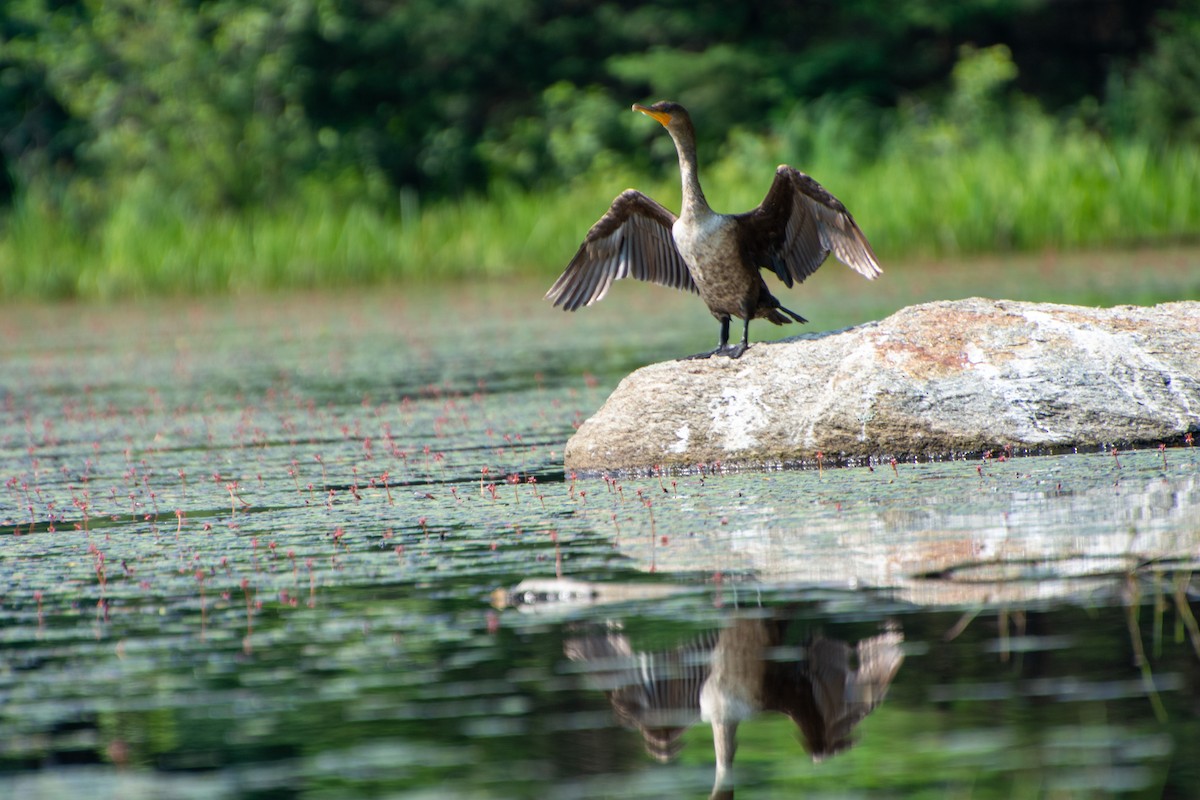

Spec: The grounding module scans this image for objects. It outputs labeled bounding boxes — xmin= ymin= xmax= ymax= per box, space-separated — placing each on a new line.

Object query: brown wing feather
xmin=736 ymin=165 xmax=881 ymax=289
xmin=545 ymin=189 xmax=697 ymax=311
xmin=565 ymin=630 xmax=717 ymax=761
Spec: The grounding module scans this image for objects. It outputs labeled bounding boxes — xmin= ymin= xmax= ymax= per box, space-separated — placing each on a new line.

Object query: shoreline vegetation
xmin=3 ymin=1 xmax=1199 ymax=301
xmin=4 ymin=111 xmax=1196 ymax=302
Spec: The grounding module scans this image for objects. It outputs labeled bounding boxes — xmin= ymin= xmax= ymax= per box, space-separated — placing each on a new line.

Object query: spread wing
xmin=565 ymin=629 xmax=716 ymax=762
xmin=736 ymin=165 xmax=882 ymax=289
xmin=545 ymin=189 xmax=697 ymax=311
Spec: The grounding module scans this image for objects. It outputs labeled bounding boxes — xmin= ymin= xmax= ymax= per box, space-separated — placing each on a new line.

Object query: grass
xmin=1 ymin=122 xmax=1199 ymax=301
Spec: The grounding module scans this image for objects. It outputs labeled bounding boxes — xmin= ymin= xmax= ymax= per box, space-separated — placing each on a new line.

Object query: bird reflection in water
xmin=565 ymin=612 xmax=903 ymax=799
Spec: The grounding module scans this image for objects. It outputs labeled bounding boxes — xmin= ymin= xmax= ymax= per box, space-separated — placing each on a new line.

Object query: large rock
xmin=565 ymin=298 xmax=1200 ymax=472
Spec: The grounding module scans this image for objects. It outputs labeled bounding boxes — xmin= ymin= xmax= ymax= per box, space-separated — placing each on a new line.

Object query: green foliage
xmin=3 ymin=103 xmax=1198 ymax=301
xmin=948 ymin=44 xmax=1019 ymax=133
xmin=1107 ymin=0 xmax=1200 ymax=142
xmin=0 ymin=9 xmax=84 ymax=204
xmin=609 ymin=44 xmax=788 ymax=142
xmin=2 ymin=0 xmax=1199 ymax=299
xmin=479 ymin=82 xmax=646 ymax=189
xmin=5 ymin=0 xmax=316 ymax=216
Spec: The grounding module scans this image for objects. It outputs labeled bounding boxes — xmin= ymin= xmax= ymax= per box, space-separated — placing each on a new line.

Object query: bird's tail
xmin=772 ymin=304 xmax=808 ymax=325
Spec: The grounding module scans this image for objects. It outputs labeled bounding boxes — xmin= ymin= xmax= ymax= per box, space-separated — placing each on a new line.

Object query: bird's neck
xmin=669 ymin=127 xmax=711 ymax=219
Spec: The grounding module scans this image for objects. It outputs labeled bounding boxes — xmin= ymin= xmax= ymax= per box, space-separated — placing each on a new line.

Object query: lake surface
xmin=2 ymin=259 xmax=1199 ymax=799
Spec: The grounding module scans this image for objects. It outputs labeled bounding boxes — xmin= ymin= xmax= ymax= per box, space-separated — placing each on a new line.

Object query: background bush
xmin=1 ymin=0 xmax=1198 ymax=298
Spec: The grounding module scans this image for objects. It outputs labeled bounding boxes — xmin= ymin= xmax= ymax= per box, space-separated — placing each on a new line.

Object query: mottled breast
xmin=673 ymin=213 xmax=758 ymax=318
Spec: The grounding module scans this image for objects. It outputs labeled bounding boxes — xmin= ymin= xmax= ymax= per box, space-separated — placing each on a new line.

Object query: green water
xmin=1 ymin=277 xmax=1198 ymax=799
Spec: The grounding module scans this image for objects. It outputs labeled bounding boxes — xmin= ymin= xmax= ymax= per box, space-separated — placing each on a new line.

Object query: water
xmin=1 ymin=280 xmax=1198 ymax=799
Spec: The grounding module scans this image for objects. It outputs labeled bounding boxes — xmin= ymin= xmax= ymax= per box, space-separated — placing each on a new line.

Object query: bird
xmin=545 ymin=101 xmax=882 ymax=359
xmin=565 ymin=615 xmax=905 ymax=800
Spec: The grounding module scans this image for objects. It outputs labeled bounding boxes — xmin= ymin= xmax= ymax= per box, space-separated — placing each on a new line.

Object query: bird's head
xmin=632 ymin=101 xmax=691 ymax=132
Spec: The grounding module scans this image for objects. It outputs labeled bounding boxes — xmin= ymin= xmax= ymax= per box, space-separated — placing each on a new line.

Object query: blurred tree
xmin=0 ymin=9 xmax=85 ymax=204
xmin=478 ymin=82 xmax=646 ymax=188
xmin=0 ymin=0 xmax=1186 ymax=215
xmin=5 ymin=0 xmax=315 ymax=214
xmin=292 ymin=0 xmax=636 ymax=197
xmin=1107 ymin=0 xmax=1200 ymax=142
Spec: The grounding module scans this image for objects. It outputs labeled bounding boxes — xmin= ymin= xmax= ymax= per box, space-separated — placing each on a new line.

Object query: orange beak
xmin=632 ymin=103 xmax=672 ymax=127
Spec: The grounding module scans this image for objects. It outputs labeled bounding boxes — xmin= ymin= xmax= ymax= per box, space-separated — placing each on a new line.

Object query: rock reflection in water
xmin=549 ymin=592 xmax=903 ymax=799
xmin=613 ymin=470 xmax=1200 ymax=608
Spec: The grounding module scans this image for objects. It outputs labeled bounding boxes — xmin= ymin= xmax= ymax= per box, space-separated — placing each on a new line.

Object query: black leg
xmin=722 ymin=318 xmax=750 ymax=359
xmin=681 ymin=316 xmax=733 ymax=360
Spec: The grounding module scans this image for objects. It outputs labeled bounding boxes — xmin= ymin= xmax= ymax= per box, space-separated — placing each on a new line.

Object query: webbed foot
xmin=681 ymin=318 xmax=749 ymax=360
xmin=679 ymin=342 xmax=748 ymax=360
xmin=721 ymin=341 xmax=748 ymax=359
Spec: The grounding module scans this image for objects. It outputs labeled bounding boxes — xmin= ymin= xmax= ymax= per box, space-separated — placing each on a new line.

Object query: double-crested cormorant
xmin=566 ymin=616 xmax=905 ymax=800
xmin=546 ymin=101 xmax=882 ymax=359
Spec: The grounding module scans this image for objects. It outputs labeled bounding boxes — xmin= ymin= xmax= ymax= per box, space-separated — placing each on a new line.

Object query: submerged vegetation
xmin=1 ymin=1 xmax=1199 ymax=299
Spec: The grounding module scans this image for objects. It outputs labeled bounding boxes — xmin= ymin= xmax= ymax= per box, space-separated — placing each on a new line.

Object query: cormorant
xmin=546 ymin=101 xmax=882 ymax=359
